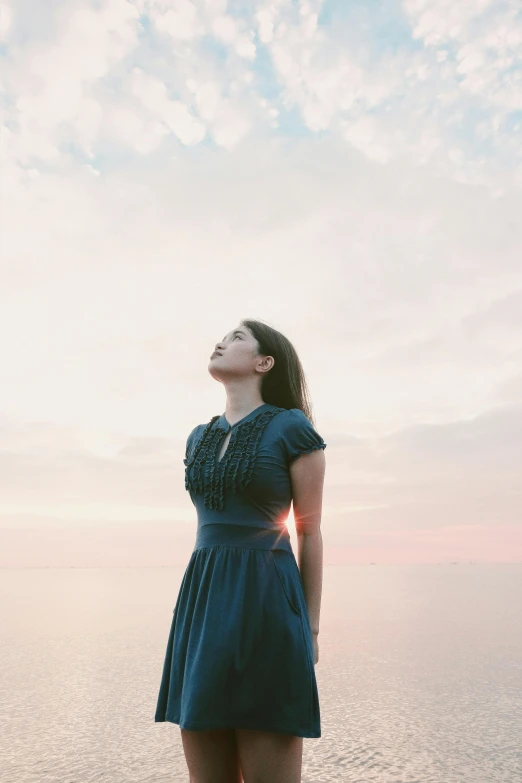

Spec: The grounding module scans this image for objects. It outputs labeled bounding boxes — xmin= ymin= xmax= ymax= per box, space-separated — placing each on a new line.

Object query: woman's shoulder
xmin=184 ymin=420 xmax=213 ymax=457
xmin=270 ymin=406 xmax=317 ymax=429
xmin=274 ymin=407 xmax=327 ymax=464
xmin=187 ymin=421 xmax=206 ymax=440
xmin=280 ymin=407 xmax=312 ymax=423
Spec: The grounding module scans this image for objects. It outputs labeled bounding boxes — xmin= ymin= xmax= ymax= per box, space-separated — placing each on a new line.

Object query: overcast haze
xmin=1 ymin=0 xmax=521 ymax=566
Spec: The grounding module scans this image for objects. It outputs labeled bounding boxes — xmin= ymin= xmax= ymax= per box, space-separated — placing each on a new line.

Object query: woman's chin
xmin=208 ymin=365 xmax=222 ymax=379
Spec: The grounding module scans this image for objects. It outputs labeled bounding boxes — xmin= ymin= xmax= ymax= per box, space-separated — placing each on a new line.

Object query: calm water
xmin=0 ymin=564 xmax=520 ymax=783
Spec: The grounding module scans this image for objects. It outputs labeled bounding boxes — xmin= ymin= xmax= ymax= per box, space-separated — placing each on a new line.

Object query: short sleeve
xmin=280 ymin=408 xmax=327 ymax=466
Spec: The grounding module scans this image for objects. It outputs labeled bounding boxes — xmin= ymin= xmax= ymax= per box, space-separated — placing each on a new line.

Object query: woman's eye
xmin=234 ymin=334 xmax=241 ymax=339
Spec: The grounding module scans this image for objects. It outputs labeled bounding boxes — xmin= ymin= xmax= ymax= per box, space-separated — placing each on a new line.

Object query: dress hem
xmin=155 ymin=714 xmax=321 ymax=739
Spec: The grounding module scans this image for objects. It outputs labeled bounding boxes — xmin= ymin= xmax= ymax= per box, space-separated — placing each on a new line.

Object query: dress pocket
xmin=269 ymin=550 xmax=302 ymax=616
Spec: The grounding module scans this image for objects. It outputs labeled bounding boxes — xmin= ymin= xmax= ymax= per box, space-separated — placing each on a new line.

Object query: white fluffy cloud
xmin=1 ymin=1 xmax=521 ymax=564
xmin=1 ymin=0 xmax=520 ymax=177
xmin=6 ymin=0 xmax=141 ymax=162
xmin=130 ymin=67 xmax=206 ymax=144
xmin=0 ymin=1 xmax=12 ymax=41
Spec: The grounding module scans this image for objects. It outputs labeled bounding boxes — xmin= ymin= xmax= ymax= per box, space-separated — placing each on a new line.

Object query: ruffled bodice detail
xmin=184 ymin=407 xmax=284 ymax=510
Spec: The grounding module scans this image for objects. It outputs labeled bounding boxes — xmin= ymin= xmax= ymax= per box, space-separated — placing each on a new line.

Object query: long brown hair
xmin=240 ymin=318 xmax=317 ymax=426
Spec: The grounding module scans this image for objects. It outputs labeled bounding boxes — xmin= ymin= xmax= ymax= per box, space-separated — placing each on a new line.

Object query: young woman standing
xmin=155 ymin=319 xmax=327 ymax=783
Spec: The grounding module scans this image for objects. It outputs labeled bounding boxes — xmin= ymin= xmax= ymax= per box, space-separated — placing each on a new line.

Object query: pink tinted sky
xmin=1 ymin=0 xmax=522 ymax=566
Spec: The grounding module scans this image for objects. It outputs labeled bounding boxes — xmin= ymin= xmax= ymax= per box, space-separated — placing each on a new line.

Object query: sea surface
xmin=0 ymin=564 xmax=520 ymax=783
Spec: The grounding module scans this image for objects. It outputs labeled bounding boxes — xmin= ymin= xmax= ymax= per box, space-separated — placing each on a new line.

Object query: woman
xmin=154 ymin=319 xmax=327 ymax=783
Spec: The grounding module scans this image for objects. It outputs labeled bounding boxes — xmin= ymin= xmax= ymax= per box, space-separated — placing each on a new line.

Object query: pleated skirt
xmin=154 ymin=522 xmax=321 ymax=738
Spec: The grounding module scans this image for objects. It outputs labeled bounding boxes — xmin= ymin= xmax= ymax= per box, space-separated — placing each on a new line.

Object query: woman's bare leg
xmin=235 ymin=728 xmax=303 ymax=783
xmin=180 ymin=727 xmax=243 ymax=783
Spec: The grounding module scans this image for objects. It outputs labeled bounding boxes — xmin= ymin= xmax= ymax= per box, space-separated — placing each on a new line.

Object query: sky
xmin=1 ymin=0 xmax=521 ymax=566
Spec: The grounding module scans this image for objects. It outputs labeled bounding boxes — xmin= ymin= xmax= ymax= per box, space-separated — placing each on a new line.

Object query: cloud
xmin=1 ymin=1 xmax=522 ymax=564
xmin=1 ymin=0 xmax=520 ymax=181
xmin=404 ymin=0 xmax=522 ymax=115
xmin=0 ymin=1 xmax=12 ymax=42
xmin=130 ymin=66 xmax=206 ymax=145
xmin=5 ymin=0 xmax=141 ymax=162
xmin=1 ymin=134 xmax=521 ymax=436
xmin=150 ymin=0 xmax=204 ymax=41
xmin=1 ymin=399 xmax=520 ymax=565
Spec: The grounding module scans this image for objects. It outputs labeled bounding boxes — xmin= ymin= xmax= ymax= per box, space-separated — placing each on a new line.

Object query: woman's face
xmin=208 ymin=325 xmax=271 ymax=379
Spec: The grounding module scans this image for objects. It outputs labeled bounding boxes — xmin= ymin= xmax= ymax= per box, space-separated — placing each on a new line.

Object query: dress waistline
xmin=194 ymin=523 xmax=293 ymax=553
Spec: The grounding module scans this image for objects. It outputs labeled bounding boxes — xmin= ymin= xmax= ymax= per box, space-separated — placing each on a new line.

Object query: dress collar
xmin=216 ymin=402 xmax=273 ymax=430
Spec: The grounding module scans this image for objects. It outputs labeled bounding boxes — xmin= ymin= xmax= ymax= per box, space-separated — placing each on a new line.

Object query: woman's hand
xmin=312 ymin=633 xmax=319 ymax=665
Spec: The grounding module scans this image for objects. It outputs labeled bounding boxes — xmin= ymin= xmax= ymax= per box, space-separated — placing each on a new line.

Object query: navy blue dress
xmin=154 ymin=402 xmax=327 ymax=737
